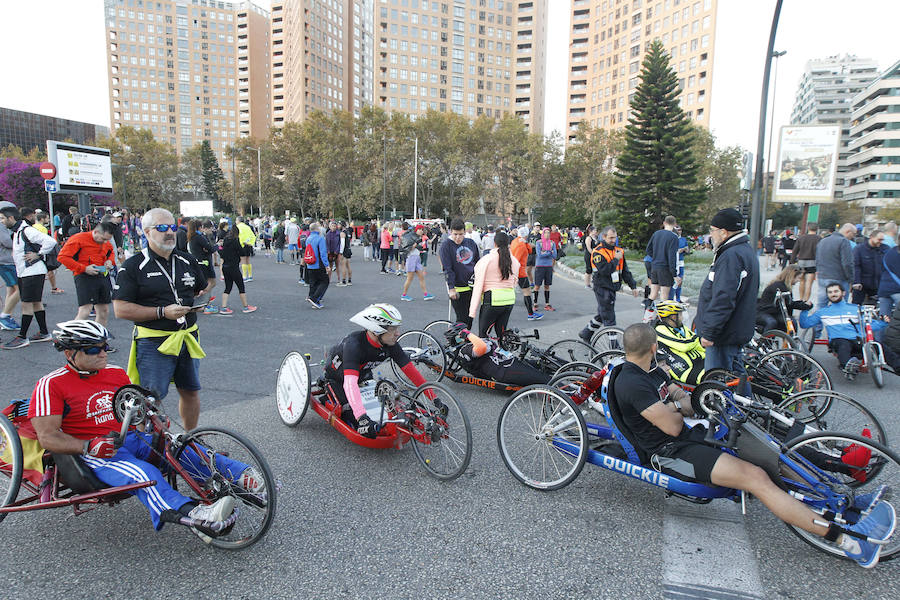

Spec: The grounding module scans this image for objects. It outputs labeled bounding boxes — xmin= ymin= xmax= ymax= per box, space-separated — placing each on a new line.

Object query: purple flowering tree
xmin=0 ymin=158 xmax=45 ymax=207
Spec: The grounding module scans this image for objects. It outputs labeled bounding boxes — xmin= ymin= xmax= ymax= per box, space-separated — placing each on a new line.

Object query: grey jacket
xmin=815 ymin=232 xmax=854 ymax=282
xmin=0 ymin=222 xmax=13 ymax=265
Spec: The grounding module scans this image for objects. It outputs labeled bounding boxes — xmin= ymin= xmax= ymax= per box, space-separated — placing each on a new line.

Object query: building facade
xmin=513 ymin=0 xmax=548 ymax=133
xmin=0 ymin=108 xmax=109 ymax=155
xmin=843 ymin=60 xmax=900 ymax=214
xmin=565 ymin=0 xmax=718 ymax=141
xmin=103 ymin=0 xmax=270 ymax=163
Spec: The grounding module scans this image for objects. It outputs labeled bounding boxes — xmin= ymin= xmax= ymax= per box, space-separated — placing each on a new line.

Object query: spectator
xmin=187 ymin=220 xmax=219 ymax=314
xmin=695 ymin=208 xmax=759 ymax=393
xmin=792 ymin=222 xmax=821 ymax=303
xmin=337 ymin=222 xmax=353 ymax=287
xmin=59 ymin=206 xmax=80 ymax=246
xmin=175 ymin=218 xmax=190 ymax=252
xmin=533 ymin=228 xmax=557 ymax=312
xmin=482 ymin=224 xmax=496 ymax=252
xmin=304 ymin=222 xmax=330 ymax=309
xmin=878 ymin=242 xmax=900 ymax=317
xmin=325 ymin=221 xmax=341 ymax=282
xmin=780 ymin=229 xmax=796 ymax=269
xmin=881 ymin=221 xmax=896 ymax=248
xmin=510 ymin=226 xmax=541 ymax=320
xmin=440 ymin=218 xmax=480 ymax=328
xmin=465 ymin=222 xmax=482 ymax=250
xmin=469 ymin=231 xmax=517 ymax=341
xmin=430 ymin=222 xmax=442 ymax=255
xmin=217 ymin=225 xmax=257 ymax=315
xmin=284 ymin=217 xmax=300 ymax=264
xmin=582 ymin=225 xmax=598 ymax=289
xmin=883 ymin=301 xmax=900 ymax=372
xmin=814 ymin=223 xmax=856 ymax=334
xmin=112 ymin=208 xmax=209 ymax=430
xmin=852 ymin=230 xmax=886 ymax=305
xmin=669 ymin=225 xmax=690 ymax=302
xmin=272 ymin=219 xmax=286 ymax=264
xmin=548 ymin=225 xmax=562 ymax=252
xmin=58 ymin=221 xmax=118 ymax=332
xmin=0 ymin=201 xmax=21 ymax=332
xmin=379 ymin=223 xmax=394 ymax=273
xmin=762 ymin=231 xmax=777 ymax=270
xmin=578 ymin=225 xmax=639 ymax=344
xmin=645 ymin=215 xmax=680 ymax=320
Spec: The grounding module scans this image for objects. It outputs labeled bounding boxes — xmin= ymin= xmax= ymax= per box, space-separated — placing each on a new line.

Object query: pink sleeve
xmin=342 ymin=371 xmax=367 ymax=420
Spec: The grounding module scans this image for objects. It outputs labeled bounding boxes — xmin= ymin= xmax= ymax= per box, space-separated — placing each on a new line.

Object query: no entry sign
xmin=39 ymin=162 xmax=57 ymax=180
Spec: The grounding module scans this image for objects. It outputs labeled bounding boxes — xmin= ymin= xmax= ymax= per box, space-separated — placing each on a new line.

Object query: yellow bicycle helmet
xmin=655 ymin=301 xmax=687 ymax=319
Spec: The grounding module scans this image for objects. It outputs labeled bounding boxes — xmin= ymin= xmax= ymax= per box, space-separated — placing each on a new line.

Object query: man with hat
xmin=694 ymin=208 xmax=759 ymax=390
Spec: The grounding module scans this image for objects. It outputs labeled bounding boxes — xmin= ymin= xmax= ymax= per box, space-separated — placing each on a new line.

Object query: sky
xmin=1 ymin=0 xmax=898 ymax=160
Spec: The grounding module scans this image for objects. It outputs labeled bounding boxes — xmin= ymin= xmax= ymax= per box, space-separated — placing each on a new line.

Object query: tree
xmin=613 ymin=39 xmax=706 ymax=246
xmin=691 ymin=125 xmax=744 ymax=230
xmin=93 ymin=127 xmax=179 ymax=212
xmin=565 ymin=123 xmax=625 ymax=226
xmin=0 ymin=158 xmax=45 ymax=207
xmin=198 ymin=140 xmax=225 ymax=210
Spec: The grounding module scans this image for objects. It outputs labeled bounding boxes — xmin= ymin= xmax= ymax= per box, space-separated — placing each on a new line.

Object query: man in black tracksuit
xmin=579 ymin=225 xmax=640 ymax=343
xmin=440 ymin=218 xmax=480 ymax=328
xmin=695 ymin=208 xmax=759 ymax=394
xmin=645 ymin=215 xmax=680 ymax=313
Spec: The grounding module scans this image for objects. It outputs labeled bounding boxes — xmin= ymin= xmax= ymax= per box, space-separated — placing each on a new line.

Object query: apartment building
xmin=514 ymin=0 xmax=548 ymax=133
xmin=790 ymin=55 xmax=879 ymax=200
xmin=566 ymin=0 xmax=718 ymax=140
xmin=843 ymin=59 xmax=900 ymax=214
xmin=103 ymin=0 xmax=270 ymax=162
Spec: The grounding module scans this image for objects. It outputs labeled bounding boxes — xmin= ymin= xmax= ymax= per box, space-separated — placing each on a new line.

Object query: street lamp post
xmin=760 ymin=50 xmax=786 ymax=234
xmin=248 ymin=146 xmax=262 ymax=217
xmin=382 ymin=134 xmax=387 ymax=222
xmin=413 ymin=136 xmax=418 ymax=219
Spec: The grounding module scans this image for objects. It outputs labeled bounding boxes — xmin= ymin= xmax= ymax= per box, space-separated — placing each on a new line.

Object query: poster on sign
xmin=46 ymin=141 xmax=114 ymax=195
xmin=773 ymin=125 xmax=841 ymax=204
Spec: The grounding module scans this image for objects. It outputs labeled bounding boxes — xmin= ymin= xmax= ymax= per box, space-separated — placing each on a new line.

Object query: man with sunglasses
xmin=113 ymin=208 xmax=210 ymax=430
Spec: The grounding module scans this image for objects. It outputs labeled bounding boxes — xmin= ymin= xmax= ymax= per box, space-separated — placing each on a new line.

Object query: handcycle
xmin=0 ymin=385 xmax=276 ymax=549
xmin=754 ymin=290 xmax=804 ymax=351
xmin=800 ymin=303 xmax=891 ymax=388
xmin=495 ymin=362 xmax=900 ymax=562
xmin=274 ymin=351 xmax=472 ymax=481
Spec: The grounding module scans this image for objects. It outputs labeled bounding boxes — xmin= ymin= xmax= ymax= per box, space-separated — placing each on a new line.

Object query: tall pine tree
xmin=613 ymin=39 xmax=706 ymax=247
xmin=199 ymin=140 xmax=225 ymax=211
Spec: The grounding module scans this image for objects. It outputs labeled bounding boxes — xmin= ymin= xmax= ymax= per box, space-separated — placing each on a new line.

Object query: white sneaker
xmin=239 ymin=467 xmax=266 ymax=494
xmin=189 ymin=496 xmax=235 ymax=543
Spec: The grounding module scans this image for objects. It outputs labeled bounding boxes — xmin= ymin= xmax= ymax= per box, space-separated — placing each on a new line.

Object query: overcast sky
xmin=1 ymin=0 xmax=898 ymax=161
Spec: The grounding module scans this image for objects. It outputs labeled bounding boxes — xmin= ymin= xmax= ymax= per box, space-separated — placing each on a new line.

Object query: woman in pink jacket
xmin=469 ymin=231 xmax=519 ymax=343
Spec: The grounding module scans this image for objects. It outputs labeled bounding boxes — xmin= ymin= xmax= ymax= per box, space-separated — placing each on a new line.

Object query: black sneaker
xmin=356 ymin=415 xmax=379 ymax=438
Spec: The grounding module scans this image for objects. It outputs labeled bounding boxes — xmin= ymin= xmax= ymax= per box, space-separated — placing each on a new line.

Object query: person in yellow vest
xmin=235 ymin=216 xmax=257 ymax=282
xmin=113 ymin=208 xmax=211 ymax=430
xmin=578 ymin=226 xmax=640 ymax=344
xmin=653 ymin=300 xmax=706 ymax=385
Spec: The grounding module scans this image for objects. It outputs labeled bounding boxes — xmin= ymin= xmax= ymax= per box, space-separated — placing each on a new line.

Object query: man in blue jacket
xmin=694 ymin=208 xmax=759 ymax=393
xmin=439 ymin=218 xmax=480 ymax=328
xmin=798 ymin=282 xmax=871 ymax=379
xmin=305 ymin=222 xmax=330 ymax=309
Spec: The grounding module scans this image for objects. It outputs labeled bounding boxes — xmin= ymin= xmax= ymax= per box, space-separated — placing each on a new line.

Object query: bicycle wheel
xmin=423 ymin=319 xmax=453 ymax=347
xmin=546 ymin=339 xmax=597 ymax=366
xmin=781 ymin=432 xmax=900 ymax=562
xmin=407 ymin=382 xmax=472 ymax=481
xmin=275 ymin=351 xmax=311 ymax=426
xmin=593 ymin=349 xmax=625 ymax=368
xmin=749 ymin=349 xmax=831 ymax=403
xmin=0 ymin=414 xmax=23 ymax=525
xmin=548 ymin=370 xmax=590 ymax=396
xmin=496 ymin=385 xmax=588 ymax=491
xmin=761 ymin=329 xmax=799 ymax=351
xmin=589 ymin=326 xmax=624 ymax=353
xmin=864 ymin=343 xmax=885 ymax=389
xmin=776 ymin=390 xmax=887 ymax=447
xmin=552 ymin=361 xmax=600 ymax=379
xmin=799 ymin=327 xmax=818 ymax=353
xmin=392 ymin=330 xmax=446 ymax=384
xmin=171 ymin=427 xmax=277 ymax=550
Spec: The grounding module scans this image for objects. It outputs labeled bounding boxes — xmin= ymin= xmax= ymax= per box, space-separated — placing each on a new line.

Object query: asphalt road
xmin=0 ymin=249 xmax=897 ymax=599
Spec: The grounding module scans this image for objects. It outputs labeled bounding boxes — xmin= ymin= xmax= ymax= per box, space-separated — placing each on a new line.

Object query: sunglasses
xmin=81 ymin=344 xmax=112 ymax=355
xmin=152 ymin=224 xmax=179 ymax=232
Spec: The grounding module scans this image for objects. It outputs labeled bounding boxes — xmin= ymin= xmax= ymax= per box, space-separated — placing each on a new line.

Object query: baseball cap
xmin=533 ymin=221 xmax=541 ymax=226
xmin=0 ymin=201 xmax=16 ymax=210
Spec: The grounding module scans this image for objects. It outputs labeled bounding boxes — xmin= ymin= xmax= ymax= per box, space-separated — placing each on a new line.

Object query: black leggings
xmin=222 ymin=263 xmax=245 ymax=294
xmin=381 ymin=249 xmax=391 ymax=270
xmin=450 ymin=289 xmax=474 ymax=329
xmin=478 ymin=292 xmax=513 ymax=342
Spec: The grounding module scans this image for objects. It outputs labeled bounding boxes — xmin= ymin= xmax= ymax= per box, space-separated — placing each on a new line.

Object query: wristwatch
xmin=664 ymin=397 xmax=683 ymax=411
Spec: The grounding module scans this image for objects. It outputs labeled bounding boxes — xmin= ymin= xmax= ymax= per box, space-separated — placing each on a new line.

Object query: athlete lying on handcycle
xmin=26 ymin=320 xmax=258 ymax=539
xmin=615 ymin=323 xmax=896 ymax=568
xmin=653 ymin=301 xmax=706 ymax=385
xmin=442 ymin=322 xmax=550 ymax=387
xmin=324 ymin=303 xmax=433 ymax=438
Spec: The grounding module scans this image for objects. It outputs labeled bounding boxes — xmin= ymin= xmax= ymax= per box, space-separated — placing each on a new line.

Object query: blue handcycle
xmin=496 ymin=361 xmax=900 ymax=562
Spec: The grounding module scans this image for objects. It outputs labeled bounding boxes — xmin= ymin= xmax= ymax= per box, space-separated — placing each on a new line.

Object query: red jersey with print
xmin=27 ymin=365 xmax=132 ymax=440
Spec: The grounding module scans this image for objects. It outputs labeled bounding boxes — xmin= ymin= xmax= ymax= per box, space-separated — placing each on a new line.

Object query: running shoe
xmin=245 ymin=276 xmax=253 ymax=282
xmin=219 ymin=307 xmax=234 ymax=315
xmin=189 ymin=496 xmax=236 ymax=544
xmin=843 ymin=500 xmax=896 ymax=568
xmin=242 ymin=305 xmax=258 ymax=313
xmin=543 ymin=304 xmax=555 ymax=312
xmin=202 ymin=305 xmax=219 ymax=314
xmin=307 ymin=298 xmax=323 ymax=309
xmin=28 ymin=332 xmax=53 ymax=343
xmin=51 ymin=288 xmax=65 ymax=294
xmin=346 ymin=280 xmax=352 ymax=286
xmin=336 ymin=281 xmax=347 ymax=287
xmin=238 ymin=467 xmax=266 ymax=494
xmin=1 ymin=336 xmax=29 ymax=350
xmin=380 ymin=270 xmax=388 ymax=275
xmin=423 ymin=293 xmax=435 ymax=301
xmin=0 ymin=316 xmax=20 ymax=330
xmin=578 ymin=327 xmax=592 ymax=342
xmin=527 ymin=312 xmax=544 ymax=321
xmin=400 ymin=294 xmax=413 ymax=302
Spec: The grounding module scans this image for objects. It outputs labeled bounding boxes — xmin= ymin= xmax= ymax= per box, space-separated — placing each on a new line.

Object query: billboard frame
xmin=46 ymin=140 xmax=114 ymax=196
xmin=772 ymin=124 xmax=841 ymax=204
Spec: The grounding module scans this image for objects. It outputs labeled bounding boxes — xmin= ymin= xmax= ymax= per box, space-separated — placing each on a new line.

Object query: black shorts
xmin=17 ymin=274 xmax=46 ymax=303
xmin=526 ymin=253 xmax=535 ymax=267
xmin=650 ymin=428 xmax=722 ymax=485
xmin=517 ymin=276 xmax=531 ymax=289
xmin=198 ymin=262 xmax=215 ymax=280
xmin=650 ymin=267 xmax=675 ymax=287
xmin=584 ymin=255 xmax=593 ymax=275
xmin=74 ymin=274 xmax=113 ymax=306
xmin=533 ymin=266 xmax=553 ymax=287
xmin=239 ymin=245 xmax=253 ymax=257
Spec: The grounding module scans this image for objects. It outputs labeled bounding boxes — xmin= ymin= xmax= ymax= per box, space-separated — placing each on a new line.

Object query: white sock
xmin=0 ymin=313 xmax=8 ymax=318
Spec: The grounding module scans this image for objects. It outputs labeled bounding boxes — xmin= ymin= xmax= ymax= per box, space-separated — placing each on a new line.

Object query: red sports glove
xmin=83 ymin=436 xmax=118 ymax=459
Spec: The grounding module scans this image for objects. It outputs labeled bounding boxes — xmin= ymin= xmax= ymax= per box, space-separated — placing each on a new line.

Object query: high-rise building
xmin=514 ymin=0 xmax=548 ymax=133
xmin=565 ymin=0 xmax=718 ymax=141
xmin=843 ymin=60 xmax=900 ymax=215
xmin=103 ymin=0 xmax=270 ymax=163
xmin=0 ymin=108 xmax=109 ymax=155
xmin=790 ymin=55 xmax=879 ymax=200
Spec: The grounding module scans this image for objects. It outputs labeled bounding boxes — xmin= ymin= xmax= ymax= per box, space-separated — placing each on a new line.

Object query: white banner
xmin=773 ymin=125 xmax=841 ymax=204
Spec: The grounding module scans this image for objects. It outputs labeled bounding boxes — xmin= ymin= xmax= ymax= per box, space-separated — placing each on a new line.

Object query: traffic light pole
xmin=749 ymin=0 xmax=783 ymax=246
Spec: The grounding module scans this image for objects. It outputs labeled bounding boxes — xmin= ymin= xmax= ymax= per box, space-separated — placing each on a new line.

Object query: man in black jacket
xmin=578 ymin=225 xmax=639 ymax=343
xmin=645 ymin=215 xmax=680 ymax=321
xmin=852 ymin=230 xmax=885 ymax=305
xmin=695 ymin=208 xmax=759 ymax=393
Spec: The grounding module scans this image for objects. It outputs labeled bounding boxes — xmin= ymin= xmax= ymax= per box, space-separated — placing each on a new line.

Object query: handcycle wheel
xmin=275 ymin=351 xmax=311 ymax=426
xmin=545 ymin=339 xmax=598 ymax=370
xmin=170 ymin=427 xmax=277 ymax=550
xmin=761 ymin=329 xmax=799 ymax=351
xmin=407 ymin=382 xmax=472 ymax=481
xmin=589 ymin=326 xmax=624 ymax=354
xmin=552 ymin=361 xmax=600 ymax=378
xmin=781 ymin=432 xmax=900 ymax=562
xmin=548 ymin=370 xmax=590 ymax=397
xmin=689 ymin=381 xmax=729 ymax=418
xmin=776 ymin=390 xmax=887 ymax=447
xmin=0 ymin=413 xmax=23 ymax=524
xmin=423 ymin=319 xmax=453 ymax=346
xmin=496 ymin=385 xmax=588 ymax=491
xmin=799 ymin=327 xmax=818 ymax=354
xmin=593 ymin=349 xmax=625 ymax=368
xmin=864 ymin=343 xmax=885 ymax=389
xmin=749 ymin=349 xmax=831 ymax=403
xmin=393 ymin=330 xmax=446 ymax=384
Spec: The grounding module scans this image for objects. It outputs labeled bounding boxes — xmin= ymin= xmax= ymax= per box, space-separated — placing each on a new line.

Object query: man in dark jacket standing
xmin=325 ymin=221 xmax=341 ymax=283
xmin=695 ymin=208 xmax=759 ymax=392
xmin=578 ymin=226 xmax=639 ymax=344
xmin=852 ymin=230 xmax=885 ymax=305
xmin=644 ymin=215 xmax=680 ymax=321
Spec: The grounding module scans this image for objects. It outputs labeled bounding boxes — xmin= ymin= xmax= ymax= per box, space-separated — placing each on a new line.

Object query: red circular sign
xmin=39 ymin=162 xmax=57 ymax=180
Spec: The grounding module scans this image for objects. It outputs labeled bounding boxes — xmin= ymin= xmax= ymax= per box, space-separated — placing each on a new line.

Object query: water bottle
xmin=570 ymin=369 xmax=606 ymax=404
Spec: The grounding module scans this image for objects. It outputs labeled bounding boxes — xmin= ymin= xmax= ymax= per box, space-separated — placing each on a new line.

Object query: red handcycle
xmin=0 ymin=385 xmax=276 ymax=549
xmin=275 ymin=351 xmax=473 ymax=481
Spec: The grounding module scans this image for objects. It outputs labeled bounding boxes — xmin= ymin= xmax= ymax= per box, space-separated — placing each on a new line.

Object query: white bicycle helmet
xmin=349 ymin=304 xmax=403 ymax=335
xmin=53 ymin=319 xmax=110 ymax=351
